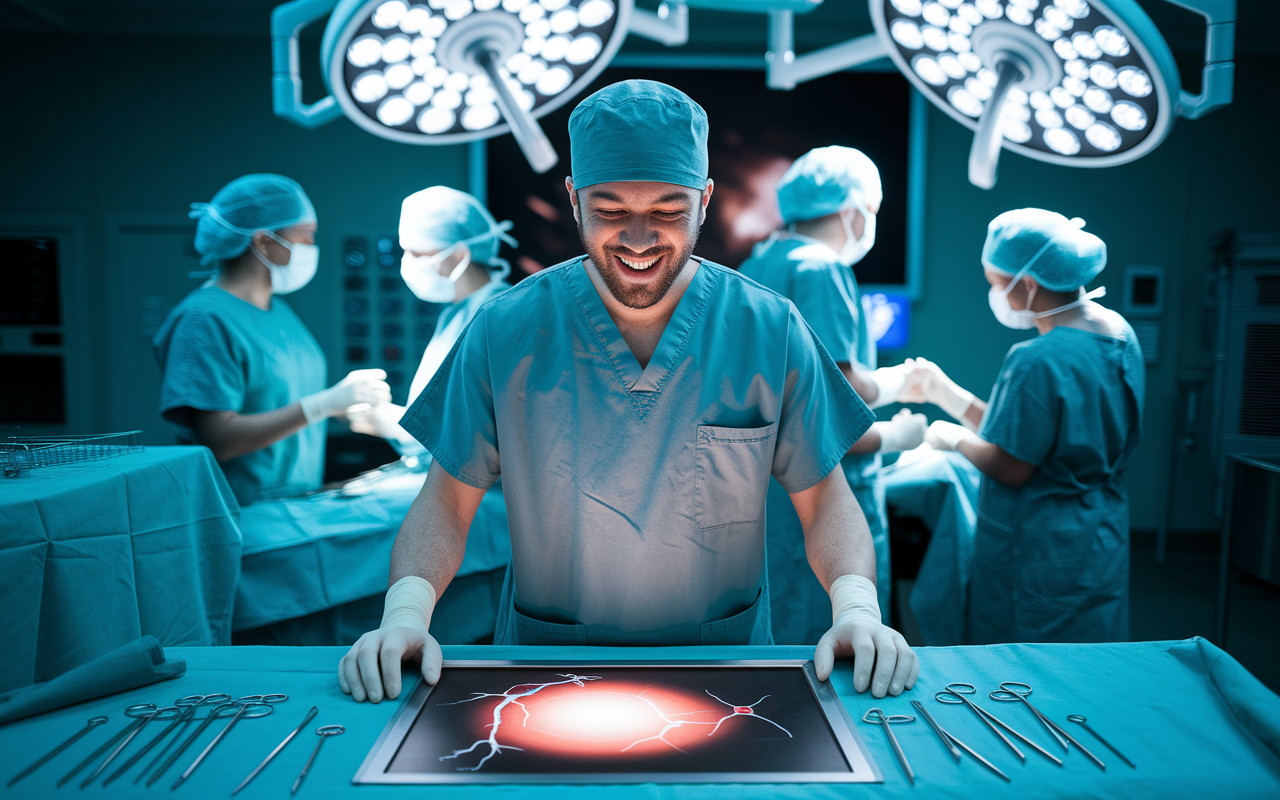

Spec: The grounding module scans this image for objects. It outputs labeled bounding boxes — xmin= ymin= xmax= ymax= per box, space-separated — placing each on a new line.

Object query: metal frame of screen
xmin=351 ymin=659 xmax=883 ymax=785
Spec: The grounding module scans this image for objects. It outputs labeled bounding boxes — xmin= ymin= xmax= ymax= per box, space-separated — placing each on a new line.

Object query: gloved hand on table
xmin=814 ymin=575 xmax=919 ymax=697
xmin=898 ymin=357 xmax=975 ymax=422
xmin=300 ymin=369 xmax=392 ymax=425
xmin=925 ymin=420 xmax=982 ymax=452
xmin=339 ymin=576 xmax=441 ymax=703
xmin=871 ymin=409 xmax=928 ymax=453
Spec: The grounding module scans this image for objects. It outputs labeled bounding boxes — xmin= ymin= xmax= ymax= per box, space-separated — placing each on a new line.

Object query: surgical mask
xmin=400 ymin=220 xmax=517 ymax=304
xmin=252 ymin=231 xmax=318 ymax=294
xmin=989 ymin=280 xmax=1108 ymax=329
xmin=401 ymin=244 xmax=471 ymax=303
xmin=838 ymin=202 xmax=876 ymax=266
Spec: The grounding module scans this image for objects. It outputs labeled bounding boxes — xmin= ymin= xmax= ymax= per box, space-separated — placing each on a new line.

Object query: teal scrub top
xmin=401 ymin=258 xmax=872 ymax=646
xmin=409 ymin=279 xmax=513 ymax=580
xmin=153 ymin=286 xmax=327 ymax=506
xmin=738 ymin=233 xmax=890 ymax=642
xmin=971 ymin=322 xmax=1145 ymax=644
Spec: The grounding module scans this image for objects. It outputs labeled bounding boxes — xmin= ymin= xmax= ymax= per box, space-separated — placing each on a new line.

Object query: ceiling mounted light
xmin=272 ymin=0 xmax=632 ymax=173
xmin=870 ymin=0 xmax=1236 ymax=188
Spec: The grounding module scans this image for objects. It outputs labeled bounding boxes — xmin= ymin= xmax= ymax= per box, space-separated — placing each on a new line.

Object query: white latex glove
xmin=348 ymin=402 xmax=407 ymax=439
xmin=899 ymin=358 xmax=975 ymax=421
xmin=300 ymin=369 xmax=392 ymax=425
xmin=872 ymin=409 xmax=928 ymax=453
xmin=868 ymin=363 xmax=914 ymax=409
xmin=814 ymin=575 xmax=919 ymax=697
xmin=339 ymin=576 xmax=441 ymax=703
xmin=925 ymin=420 xmax=981 ymax=452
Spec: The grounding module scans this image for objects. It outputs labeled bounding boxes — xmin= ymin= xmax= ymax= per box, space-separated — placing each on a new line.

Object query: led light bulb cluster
xmin=340 ymin=0 xmax=618 ymax=138
xmin=882 ymin=0 xmax=1160 ymax=160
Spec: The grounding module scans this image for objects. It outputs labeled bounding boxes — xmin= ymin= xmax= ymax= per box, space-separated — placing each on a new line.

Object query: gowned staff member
xmin=339 ymin=81 xmax=919 ymax=703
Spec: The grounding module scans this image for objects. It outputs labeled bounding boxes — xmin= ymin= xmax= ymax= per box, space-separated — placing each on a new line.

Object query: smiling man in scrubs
xmin=339 ymin=81 xmax=919 ymax=703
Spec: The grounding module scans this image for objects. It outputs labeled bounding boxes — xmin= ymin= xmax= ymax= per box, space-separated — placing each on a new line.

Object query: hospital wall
xmin=2 ymin=34 xmax=1276 ymax=535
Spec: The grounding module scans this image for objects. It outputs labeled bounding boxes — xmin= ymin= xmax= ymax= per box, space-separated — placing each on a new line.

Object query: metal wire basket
xmin=1 ymin=431 xmax=144 ymax=477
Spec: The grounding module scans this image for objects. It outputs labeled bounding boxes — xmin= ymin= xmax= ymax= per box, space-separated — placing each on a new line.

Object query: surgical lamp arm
xmin=627 ymin=2 xmax=689 ymax=47
xmin=271 ymin=0 xmax=343 ymax=129
xmin=1166 ymin=0 xmax=1235 ymax=120
xmin=766 ymin=9 xmax=888 ymax=90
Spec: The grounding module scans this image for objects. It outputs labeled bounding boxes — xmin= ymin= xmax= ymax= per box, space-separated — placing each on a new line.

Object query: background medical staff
xmin=348 ymin=186 xmax=517 ymax=644
xmin=738 ymin=146 xmax=926 ymax=644
xmin=154 ymin=174 xmax=391 ymax=506
xmin=907 ymin=209 xmax=1143 ymax=644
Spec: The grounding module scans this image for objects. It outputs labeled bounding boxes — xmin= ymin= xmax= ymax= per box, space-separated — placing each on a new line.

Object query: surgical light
xmin=870 ymin=0 xmax=1237 ymax=188
xmin=272 ymin=0 xmax=630 ymax=174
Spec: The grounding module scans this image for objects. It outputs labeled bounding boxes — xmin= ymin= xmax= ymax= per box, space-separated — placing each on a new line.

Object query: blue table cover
xmin=1 ymin=638 xmax=1276 ymax=798
xmin=234 ymin=460 xmax=510 ymax=633
xmin=882 ymin=449 xmax=982 ymax=646
xmin=0 ymin=447 xmax=241 ymax=694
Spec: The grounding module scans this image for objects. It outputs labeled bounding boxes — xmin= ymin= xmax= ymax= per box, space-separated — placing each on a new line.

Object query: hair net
xmin=776 ymin=146 xmax=882 ymax=225
xmin=189 ymin=174 xmax=315 ymax=266
xmin=982 ymin=208 xmax=1107 ymax=292
xmin=569 ymin=80 xmax=709 ymax=191
xmin=398 ymin=186 xmax=516 ymax=265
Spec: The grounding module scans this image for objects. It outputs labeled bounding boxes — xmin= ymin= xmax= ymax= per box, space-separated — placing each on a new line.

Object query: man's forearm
xmin=389 ymin=464 xmax=483 ymax=596
xmin=792 ymin=470 xmax=876 ymax=591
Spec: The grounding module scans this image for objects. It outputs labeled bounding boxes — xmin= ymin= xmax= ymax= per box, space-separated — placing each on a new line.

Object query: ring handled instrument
xmin=58 ymin=703 xmax=159 ymax=787
xmin=147 ymin=695 xmax=282 ymax=788
xmin=7 ymin=716 xmax=108 ymax=787
xmin=134 ymin=693 xmax=234 ymax=785
xmin=938 ymin=683 xmax=1063 ymax=766
xmin=104 ymin=694 xmax=231 ymax=787
xmin=990 ymin=683 xmax=1106 ymax=771
xmin=862 ymin=708 xmax=916 ymax=785
xmin=1068 ymin=714 xmax=1136 ymax=768
xmin=232 ymin=705 xmax=319 ymax=795
xmin=170 ymin=694 xmax=286 ymax=791
xmin=291 ymin=725 xmax=344 ymax=796
xmin=910 ymin=700 xmax=959 ymax=761
xmin=80 ymin=704 xmax=182 ymax=789
xmin=911 ymin=700 xmax=1009 ymax=782
xmin=936 ymin=684 xmax=1025 ymax=760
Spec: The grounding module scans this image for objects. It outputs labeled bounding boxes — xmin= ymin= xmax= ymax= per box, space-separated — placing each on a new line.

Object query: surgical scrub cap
xmin=569 ymin=80 xmax=709 ymax=191
xmin=190 ymin=174 xmax=315 ymax=266
xmin=776 ymin=146 xmax=883 ymax=226
xmin=982 ymin=208 xmax=1107 ymax=292
xmin=398 ymin=186 xmax=515 ymax=264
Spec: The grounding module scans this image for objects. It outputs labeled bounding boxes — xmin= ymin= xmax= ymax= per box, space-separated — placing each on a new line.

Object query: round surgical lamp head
xmin=304 ymin=0 xmax=630 ymax=173
xmin=871 ymin=0 xmax=1179 ymax=188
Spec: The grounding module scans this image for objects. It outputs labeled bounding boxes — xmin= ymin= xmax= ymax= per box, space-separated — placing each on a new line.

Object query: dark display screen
xmin=0 ymin=238 xmax=60 ymax=326
xmin=386 ymin=665 xmax=851 ymax=776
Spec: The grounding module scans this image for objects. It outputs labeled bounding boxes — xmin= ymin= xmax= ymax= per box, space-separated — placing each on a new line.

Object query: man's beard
xmin=578 ymin=218 xmax=700 ymax=310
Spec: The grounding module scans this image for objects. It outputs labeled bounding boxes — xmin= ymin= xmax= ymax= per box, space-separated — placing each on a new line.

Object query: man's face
xmin=568 ymin=179 xmax=712 ymax=310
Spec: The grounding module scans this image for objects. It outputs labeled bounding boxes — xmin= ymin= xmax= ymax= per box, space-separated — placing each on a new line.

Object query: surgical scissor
xmin=146 ymin=695 xmax=283 ymax=788
xmin=989 ymin=683 xmax=1106 ymax=770
xmin=911 ymin=700 xmax=1009 ymax=782
xmin=171 ymin=694 xmax=287 ymax=791
xmin=132 ymin=693 xmax=234 ymax=785
xmin=936 ymin=683 xmax=1063 ymax=766
xmin=862 ymin=708 xmax=916 ymax=784
xmin=80 ymin=704 xmax=183 ymax=788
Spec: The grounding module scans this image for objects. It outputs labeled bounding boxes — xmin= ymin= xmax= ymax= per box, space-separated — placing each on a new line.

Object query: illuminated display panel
xmin=354 ymin=660 xmax=881 ymax=784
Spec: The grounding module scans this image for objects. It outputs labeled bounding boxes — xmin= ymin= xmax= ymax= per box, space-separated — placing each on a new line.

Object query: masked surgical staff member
xmin=154 ymin=174 xmax=391 ymax=506
xmin=348 ymin=186 xmax=516 ymax=644
xmin=905 ymin=209 xmax=1143 ymax=644
xmin=339 ymin=81 xmax=919 ymax=703
xmin=739 ymin=147 xmax=926 ymax=644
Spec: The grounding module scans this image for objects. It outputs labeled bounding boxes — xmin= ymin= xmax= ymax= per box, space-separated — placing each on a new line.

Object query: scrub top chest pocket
xmin=694 ymin=423 xmax=777 ymax=529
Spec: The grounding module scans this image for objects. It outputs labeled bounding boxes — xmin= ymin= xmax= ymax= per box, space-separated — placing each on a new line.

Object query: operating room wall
xmin=894 ymin=53 xmax=1280 ymax=532
xmin=2 ymin=33 xmax=1277 ymax=532
xmin=0 ymin=33 xmax=469 ymax=444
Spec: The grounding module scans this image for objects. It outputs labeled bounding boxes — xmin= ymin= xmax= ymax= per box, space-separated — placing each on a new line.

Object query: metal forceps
xmin=936 ymin=683 xmax=1063 ymax=766
xmin=80 ymin=704 xmax=182 ymax=788
xmin=990 ymin=683 xmax=1106 ymax=771
xmin=1068 ymin=715 xmax=1136 ymax=769
xmin=103 ymin=693 xmax=232 ymax=786
xmin=7 ymin=716 xmax=108 ymax=787
xmin=132 ymin=693 xmax=234 ymax=785
xmin=57 ymin=704 xmax=159 ymax=787
xmin=912 ymin=700 xmax=1010 ymax=782
xmin=862 ymin=708 xmax=916 ymax=784
xmin=171 ymin=694 xmax=287 ymax=791
xmin=146 ymin=696 xmax=280 ymax=788
xmin=292 ymin=725 xmax=344 ymax=796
